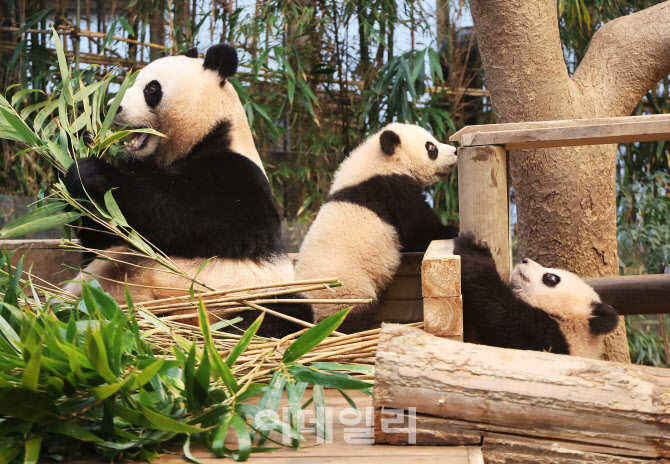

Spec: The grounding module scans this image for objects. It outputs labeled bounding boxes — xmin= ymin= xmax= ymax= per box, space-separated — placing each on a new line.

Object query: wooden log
xmin=373 ymin=324 xmax=670 ymax=459
xmin=585 ymin=274 xmax=670 ymax=316
xmin=458 ymin=145 xmax=511 ymax=282
xmin=482 ymin=434 xmax=662 ymax=464
xmin=450 ymin=114 xmax=670 ymax=150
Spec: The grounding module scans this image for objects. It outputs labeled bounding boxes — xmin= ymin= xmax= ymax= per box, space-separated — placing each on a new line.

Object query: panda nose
xmin=521 ymin=259 xmax=529 ymax=264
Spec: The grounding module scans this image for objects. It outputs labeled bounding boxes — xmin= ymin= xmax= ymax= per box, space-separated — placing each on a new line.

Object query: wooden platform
xmin=68 ymin=390 xmax=483 ymax=464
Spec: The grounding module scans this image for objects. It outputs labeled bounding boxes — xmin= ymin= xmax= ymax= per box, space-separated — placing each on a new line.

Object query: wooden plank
xmin=421 ymin=240 xmax=460 ymax=298
xmin=66 ymin=390 xmax=480 ymax=464
xmin=458 ymin=146 xmax=511 ymax=282
xmin=374 ymin=324 xmax=670 ymax=458
xmin=585 ymin=274 xmax=670 ymax=316
xmin=450 ymin=114 xmax=670 ymax=140
xmin=451 ymin=117 xmax=670 ymax=150
xmin=423 ymin=296 xmax=463 ymax=340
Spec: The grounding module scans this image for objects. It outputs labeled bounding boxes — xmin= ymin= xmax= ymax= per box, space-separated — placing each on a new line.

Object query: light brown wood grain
xmin=373 ymin=324 xmax=670 ymax=458
xmin=457 ymin=119 xmax=670 ymax=150
xmin=423 ymin=296 xmax=463 ymax=339
xmin=421 ymin=240 xmax=460 ymax=298
xmin=449 ymin=114 xmax=670 ymax=143
xmin=457 ymin=146 xmax=511 ymax=282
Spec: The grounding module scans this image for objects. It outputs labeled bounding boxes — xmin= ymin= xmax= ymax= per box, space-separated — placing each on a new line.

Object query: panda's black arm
xmin=455 ymin=234 xmax=570 ymax=354
xmin=397 ymin=189 xmax=458 ymax=252
xmin=103 ymin=152 xmax=284 ymax=260
xmin=64 ymin=158 xmax=127 ymax=250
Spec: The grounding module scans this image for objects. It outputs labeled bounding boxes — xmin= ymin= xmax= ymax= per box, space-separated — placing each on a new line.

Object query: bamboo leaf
xmin=23 ymin=435 xmax=43 ymax=464
xmin=0 ymin=106 xmax=40 ymax=146
xmin=289 ymin=365 xmax=372 ymax=390
xmin=51 ymin=421 xmax=104 ymax=442
xmin=225 ymin=313 xmax=263 ymax=367
xmin=103 ymin=189 xmax=129 ymax=227
xmin=282 ymin=307 xmax=350 ymax=363
xmin=99 ymin=71 xmax=137 ymax=140
xmin=0 ymin=203 xmax=80 ymax=238
xmin=197 ymin=300 xmax=239 ymax=394
xmin=136 ymin=404 xmax=205 ymax=433
xmin=212 ymin=412 xmax=233 ymax=458
xmin=230 ymin=414 xmax=251 ymax=461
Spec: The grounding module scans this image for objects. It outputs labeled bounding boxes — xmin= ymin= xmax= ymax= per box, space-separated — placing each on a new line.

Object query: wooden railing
xmin=449 ymin=113 xmax=670 ymax=316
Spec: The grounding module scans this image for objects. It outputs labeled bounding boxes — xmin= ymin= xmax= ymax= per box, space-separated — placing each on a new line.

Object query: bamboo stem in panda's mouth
xmin=125 ymin=132 xmax=149 ymax=148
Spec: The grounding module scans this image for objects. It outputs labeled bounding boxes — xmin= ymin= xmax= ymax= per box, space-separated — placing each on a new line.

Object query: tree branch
xmin=573 ymin=1 xmax=670 ymax=116
xmin=469 ymin=0 xmax=573 ymax=122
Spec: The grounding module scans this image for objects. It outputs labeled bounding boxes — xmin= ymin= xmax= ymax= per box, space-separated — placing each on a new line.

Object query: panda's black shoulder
xmin=326 ymin=174 xmax=424 ymax=225
xmin=176 ymin=120 xmax=271 ymax=192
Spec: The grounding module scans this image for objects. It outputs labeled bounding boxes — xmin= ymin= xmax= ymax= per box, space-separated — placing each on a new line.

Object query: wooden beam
xmin=585 ymin=274 xmax=670 ymax=316
xmin=421 ymin=240 xmax=463 ymax=340
xmin=449 ymin=115 xmax=670 ymax=150
xmin=457 ymin=145 xmax=511 ymax=281
xmin=373 ymin=324 xmax=670 ymax=458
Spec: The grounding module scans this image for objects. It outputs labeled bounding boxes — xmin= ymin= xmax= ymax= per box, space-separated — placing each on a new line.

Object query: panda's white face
xmin=380 ymin=123 xmax=458 ymax=185
xmin=511 ymin=258 xmax=617 ymax=359
xmin=115 ymin=56 xmax=219 ymax=160
xmin=511 ymin=259 xmax=599 ymax=318
xmin=113 ymin=48 xmax=263 ymax=171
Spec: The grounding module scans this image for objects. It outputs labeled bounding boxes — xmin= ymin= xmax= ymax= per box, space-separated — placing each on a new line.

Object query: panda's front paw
xmin=454 ymin=233 xmax=494 ymax=259
xmin=64 ymin=158 xmax=115 ymax=199
xmin=589 ymin=302 xmax=619 ymax=335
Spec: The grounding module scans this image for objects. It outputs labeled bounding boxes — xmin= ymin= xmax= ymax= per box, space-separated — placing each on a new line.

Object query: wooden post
xmin=374 ymin=325 xmax=670 ymax=459
xmin=421 ymin=240 xmax=462 ymax=341
xmin=457 ymin=145 xmax=511 ymax=281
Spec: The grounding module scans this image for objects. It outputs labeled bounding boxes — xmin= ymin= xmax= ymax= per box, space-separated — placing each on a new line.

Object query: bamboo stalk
xmin=121 ymin=277 xmax=340 ymax=309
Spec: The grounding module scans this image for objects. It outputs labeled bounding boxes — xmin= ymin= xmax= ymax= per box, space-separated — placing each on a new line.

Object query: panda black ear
xmin=203 ymin=44 xmax=238 ymax=83
xmin=182 ymin=47 xmax=199 ymax=58
xmin=589 ymin=302 xmax=619 ymax=335
xmin=380 ymin=130 xmax=401 ymax=156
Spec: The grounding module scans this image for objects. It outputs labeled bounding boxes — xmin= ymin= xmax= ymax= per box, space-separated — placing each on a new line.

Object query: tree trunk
xmin=468 ymin=0 xmax=670 ymax=362
xmin=148 ymin=8 xmax=165 ymax=61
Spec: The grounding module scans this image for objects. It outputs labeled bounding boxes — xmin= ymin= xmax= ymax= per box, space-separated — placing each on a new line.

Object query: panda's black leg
xmin=232 ymin=293 xmax=314 ymax=339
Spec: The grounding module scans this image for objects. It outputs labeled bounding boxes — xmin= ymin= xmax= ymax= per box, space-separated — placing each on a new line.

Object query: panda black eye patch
xmin=426 ymin=141 xmax=438 ymax=160
xmin=144 ymin=80 xmax=163 ymax=108
xmin=542 ymin=273 xmax=561 ymax=287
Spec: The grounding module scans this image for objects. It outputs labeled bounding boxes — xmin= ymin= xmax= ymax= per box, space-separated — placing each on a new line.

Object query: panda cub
xmin=454 ymin=234 xmax=619 ymax=359
xmin=296 ymin=123 xmax=459 ymax=333
xmin=63 ymin=44 xmax=312 ymax=338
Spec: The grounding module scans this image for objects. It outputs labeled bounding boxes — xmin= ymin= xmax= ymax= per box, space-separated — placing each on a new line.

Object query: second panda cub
xmin=296 ymin=123 xmax=458 ymax=333
xmin=454 ymin=233 xmax=619 ymax=359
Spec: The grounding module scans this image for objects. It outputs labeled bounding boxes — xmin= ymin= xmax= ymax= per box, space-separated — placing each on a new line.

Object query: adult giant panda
xmin=63 ymin=44 xmax=312 ymax=338
xmin=454 ymin=233 xmax=619 ymax=359
xmin=295 ymin=123 xmax=459 ymax=333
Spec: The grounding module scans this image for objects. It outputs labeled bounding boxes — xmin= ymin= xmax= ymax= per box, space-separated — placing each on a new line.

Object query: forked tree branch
xmin=573 ymin=1 xmax=670 ymax=116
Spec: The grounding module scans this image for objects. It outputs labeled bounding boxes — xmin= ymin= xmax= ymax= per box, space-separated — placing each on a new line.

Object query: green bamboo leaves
xmin=0 ymin=252 xmax=370 ymax=463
